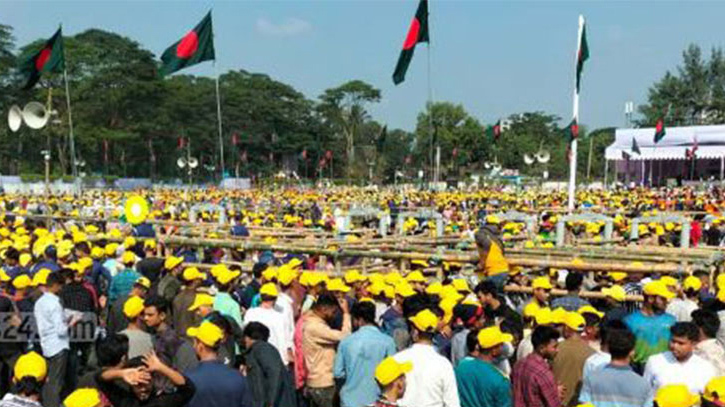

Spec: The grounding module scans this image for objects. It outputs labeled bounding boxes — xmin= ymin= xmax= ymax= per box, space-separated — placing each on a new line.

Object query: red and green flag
xmin=160 ymin=11 xmax=215 ymax=77
xmin=19 ymin=28 xmax=65 ymax=90
xmin=653 ymin=117 xmax=666 ymax=143
xmin=485 ymin=120 xmax=501 ymax=142
xmin=575 ymin=18 xmax=589 ymax=94
xmin=392 ymin=0 xmax=429 ymax=85
xmin=632 ymin=137 xmax=641 ymax=155
xmin=565 ymin=119 xmax=579 ymax=142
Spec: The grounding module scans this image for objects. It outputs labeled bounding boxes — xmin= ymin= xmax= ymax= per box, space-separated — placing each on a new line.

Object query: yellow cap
xmin=683 ymin=276 xmax=702 ymax=292
xmin=143 ymin=239 xmax=156 ymax=250
xmin=90 ymin=247 xmax=104 ymax=259
xmin=395 ymin=282 xmax=416 ymax=298
xmin=654 ymin=384 xmax=699 ymax=407
xmin=532 ymin=277 xmax=553 ymax=290
xmin=523 ymin=302 xmax=541 ymax=318
xmin=164 ymin=256 xmax=184 ymax=270
xmin=134 ymin=276 xmax=151 ymax=289
xmin=425 ymin=281 xmax=443 ymax=295
xmin=188 ymin=293 xmax=215 ymax=311
xmin=77 ymin=257 xmax=93 ymax=273
xmin=19 ymin=253 xmax=32 ymax=268
xmin=344 ymin=269 xmax=366 ymax=284
xmin=644 ymin=280 xmax=675 ymax=300
xmin=602 ymin=285 xmax=627 ymax=302
xmin=717 ymin=274 xmax=725 ymax=290
xmin=13 ymin=351 xmax=47 ymax=382
xmin=105 ymin=243 xmax=119 ymax=257
xmin=408 ymin=309 xmax=439 ymax=332
xmin=277 ymin=266 xmax=299 ymax=286
xmin=704 ymin=376 xmax=725 ymax=402
xmin=451 ymin=279 xmax=471 ymax=293
xmin=477 ymin=325 xmax=513 ymax=349
xmin=187 ymin=321 xmax=224 ymax=347
xmin=327 ymin=278 xmax=351 ymax=293
xmin=121 ymin=251 xmax=137 ymax=265
xmin=552 ymin=307 xmax=568 ymax=324
xmin=123 ymin=236 xmax=137 ymax=249
xmin=661 ymin=276 xmax=679 ymax=288
xmin=12 ymin=274 xmax=32 ymax=290
xmin=182 ymin=267 xmax=206 ymax=282
xmin=563 ymin=311 xmax=586 ymax=331
xmin=123 ymin=296 xmax=145 ymax=319
xmin=262 ymin=267 xmax=278 ymax=282
xmin=609 ymin=271 xmax=627 ymax=282
xmin=405 ymin=271 xmax=427 ymax=283
xmin=486 ymin=215 xmax=501 ymax=224
xmin=63 ymin=388 xmax=101 ymax=407
xmin=259 ymin=282 xmax=279 ymax=297
xmin=32 ymin=269 xmax=51 ymax=286
xmin=374 ymin=356 xmax=412 ymax=386
xmin=216 ymin=268 xmax=241 ymax=285
xmin=578 ymin=305 xmax=604 ymax=318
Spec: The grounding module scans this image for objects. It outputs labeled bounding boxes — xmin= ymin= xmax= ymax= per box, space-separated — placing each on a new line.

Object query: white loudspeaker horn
xmin=523 ymin=154 xmax=535 ymax=165
xmin=22 ymin=102 xmax=49 ymax=129
xmin=8 ymin=105 xmax=22 ymax=132
xmin=536 ymin=150 xmax=551 ymax=164
xmin=493 ymin=163 xmax=502 ymax=172
xmin=188 ymin=157 xmax=199 ymax=169
xmin=177 ymin=157 xmax=187 ymax=169
xmin=484 ymin=162 xmax=492 ymax=169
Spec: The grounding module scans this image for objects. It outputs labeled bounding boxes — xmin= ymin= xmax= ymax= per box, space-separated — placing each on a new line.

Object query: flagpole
xmin=567 ymin=15 xmax=585 ymax=212
xmin=214 ymin=63 xmax=225 ymax=180
xmin=427 ymin=2 xmax=436 ymax=187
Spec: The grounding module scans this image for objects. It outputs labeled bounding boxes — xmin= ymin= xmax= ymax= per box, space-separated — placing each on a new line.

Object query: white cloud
xmin=256 ymin=17 xmax=312 ymax=37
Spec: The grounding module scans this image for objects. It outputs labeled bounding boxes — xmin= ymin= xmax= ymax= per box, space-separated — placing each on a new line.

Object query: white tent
xmin=605 ymin=124 xmax=725 ymax=160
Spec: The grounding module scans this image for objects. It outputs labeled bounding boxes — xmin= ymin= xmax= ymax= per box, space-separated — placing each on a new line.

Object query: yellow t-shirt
xmin=485 ymin=242 xmax=509 ymax=276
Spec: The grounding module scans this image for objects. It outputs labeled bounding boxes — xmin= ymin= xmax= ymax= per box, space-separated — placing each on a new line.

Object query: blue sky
xmin=4 ymin=1 xmax=725 ymax=133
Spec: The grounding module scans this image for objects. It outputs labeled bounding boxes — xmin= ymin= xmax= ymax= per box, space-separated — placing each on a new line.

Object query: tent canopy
xmin=605 ymin=124 xmax=725 ymax=160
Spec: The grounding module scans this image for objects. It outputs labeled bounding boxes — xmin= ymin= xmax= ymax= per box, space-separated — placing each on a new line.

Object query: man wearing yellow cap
xmin=391 ymin=309 xmax=459 ymax=407
xmin=551 ymin=312 xmax=595 ymax=403
xmin=3 ymin=351 xmax=47 ymax=407
xmin=474 ymin=223 xmax=510 ymax=290
xmin=666 ymin=276 xmax=701 ymax=323
xmin=370 ymin=357 xmax=412 ymax=407
xmin=119 ymin=296 xmax=154 ymax=358
xmin=157 ymin=256 xmax=184 ymax=303
xmin=243 ymin=283 xmax=293 ymax=366
xmin=454 ymin=326 xmax=513 ymax=407
xmin=172 ymin=267 xmax=206 ymax=339
xmin=107 ymin=276 xmax=150 ymax=335
xmin=624 ymin=281 xmax=677 ymax=369
xmin=108 ymin=251 xmax=142 ymax=303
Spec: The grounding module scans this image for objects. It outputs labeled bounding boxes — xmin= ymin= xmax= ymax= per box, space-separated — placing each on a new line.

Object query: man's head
xmin=474 ymin=280 xmax=499 ymax=307
xmin=692 ymin=309 xmax=720 ymax=341
xmin=143 ymin=296 xmax=169 ymax=330
xmin=351 ymin=301 xmax=376 ymax=330
xmin=125 ymin=357 xmax=153 ymax=401
xmin=562 ymin=312 xmax=586 ymax=339
xmin=187 ymin=321 xmax=225 ymax=359
xmin=45 ymin=272 xmax=63 ymax=294
xmin=531 ymin=277 xmax=552 ymax=304
xmin=374 ymin=357 xmax=411 ymax=401
xmin=407 ymin=309 xmax=439 ymax=344
xmin=95 ymin=334 xmax=129 ymax=368
xmin=669 ymin=322 xmax=699 ymax=362
xmin=565 ymin=272 xmax=584 ymax=293
xmin=643 ymin=281 xmax=675 ymax=314
xmin=476 ymin=325 xmax=512 ymax=360
xmin=259 ymin=283 xmax=279 ymax=306
xmin=311 ymin=293 xmax=340 ymax=324
xmin=242 ymin=321 xmax=270 ymax=349
xmin=532 ymin=325 xmax=560 ymax=360
xmin=606 ymin=328 xmax=636 ymax=362
xmin=188 ymin=293 xmax=215 ymax=318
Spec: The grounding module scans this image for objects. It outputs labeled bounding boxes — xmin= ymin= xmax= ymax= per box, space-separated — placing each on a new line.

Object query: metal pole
xmin=426 ymin=4 xmax=434 ymax=186
xmin=62 ymin=69 xmax=78 ymax=187
xmin=567 ymin=15 xmax=585 ymax=212
xmin=586 ymin=135 xmax=594 ymax=181
xmin=214 ymin=64 xmax=225 ymax=179
xmin=435 ymin=146 xmax=441 ymax=186
xmin=603 ymin=158 xmax=609 ymax=189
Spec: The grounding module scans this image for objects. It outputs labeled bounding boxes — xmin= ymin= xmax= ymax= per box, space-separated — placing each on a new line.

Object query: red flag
xmin=692 ymin=135 xmax=699 ymax=156
xmin=301 ymin=149 xmax=307 ymax=160
xmin=452 ymin=148 xmax=458 ymax=158
xmin=325 ymin=150 xmax=333 ymax=160
xmin=319 ymin=158 xmax=327 ymax=168
xmin=241 ymin=150 xmax=248 ymax=162
xmin=405 ymin=155 xmax=412 ymax=165
xmin=232 ymin=132 xmax=239 ymax=146
xmin=177 ymin=137 xmax=186 ymax=149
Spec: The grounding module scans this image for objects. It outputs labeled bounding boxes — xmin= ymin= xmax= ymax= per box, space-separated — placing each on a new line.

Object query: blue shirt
xmin=31 ymin=261 xmax=60 ymax=275
xmin=186 ymin=360 xmax=251 ymax=407
xmin=579 ymin=364 xmax=653 ymax=407
xmin=551 ymin=295 xmax=591 ymax=312
xmin=109 ymin=268 xmax=141 ymax=303
xmin=333 ymin=325 xmax=396 ymax=407
xmin=624 ymin=311 xmax=676 ymax=365
xmin=455 ymin=357 xmax=511 ymax=407
xmin=33 ymin=292 xmax=70 ymax=358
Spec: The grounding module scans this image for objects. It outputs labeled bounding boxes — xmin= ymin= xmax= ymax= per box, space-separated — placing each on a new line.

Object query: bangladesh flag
xmin=632 ymin=137 xmax=641 ymax=155
xmin=485 ymin=120 xmax=501 ymax=141
xmin=575 ymin=17 xmax=589 ymax=94
xmin=160 ymin=12 xmax=215 ymax=77
xmin=564 ymin=119 xmax=579 ymax=142
xmin=392 ymin=0 xmax=429 ymax=85
xmin=19 ymin=28 xmax=65 ymax=90
xmin=653 ymin=117 xmax=666 ymax=143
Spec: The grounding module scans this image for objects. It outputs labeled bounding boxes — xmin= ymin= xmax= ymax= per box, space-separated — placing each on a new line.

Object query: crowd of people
xmin=0 ymin=187 xmax=722 ymax=407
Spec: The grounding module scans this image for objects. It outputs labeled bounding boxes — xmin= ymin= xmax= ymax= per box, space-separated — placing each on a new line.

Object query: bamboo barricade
xmin=503 ymin=285 xmax=644 ymax=302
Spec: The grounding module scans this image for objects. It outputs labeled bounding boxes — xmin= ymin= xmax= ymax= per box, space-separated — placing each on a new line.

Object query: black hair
xmin=243 ymin=322 xmax=270 ymax=342
xmin=402 ymin=293 xmax=432 ymax=319
xmin=10 ymin=377 xmax=43 ymax=398
xmin=96 ymin=334 xmax=130 ymax=367
xmin=607 ymin=328 xmax=636 ymax=360
xmin=260 ymin=294 xmax=277 ymax=303
xmin=531 ymin=325 xmax=560 ymax=350
xmin=351 ymin=301 xmax=376 ymax=325
xmin=125 ymin=356 xmax=146 ymax=369
xmin=144 ymin=296 xmax=170 ymax=315
xmin=582 ymin=312 xmax=601 ymax=328
xmin=45 ymin=272 xmax=64 ymax=287
xmin=75 ymin=242 xmax=90 ymax=254
xmin=692 ymin=309 xmax=720 ymax=339
xmin=312 ymin=293 xmax=339 ymax=310
xmin=670 ymin=321 xmax=700 ymax=342
xmin=474 ymin=280 xmax=498 ymax=297
xmin=600 ymin=319 xmax=628 ymax=346
xmin=252 ymin=262 xmax=268 ymax=279
xmin=565 ymin=272 xmax=584 ymax=292
xmin=4 ymin=248 xmax=19 ymax=262
xmin=466 ymin=329 xmax=479 ymax=354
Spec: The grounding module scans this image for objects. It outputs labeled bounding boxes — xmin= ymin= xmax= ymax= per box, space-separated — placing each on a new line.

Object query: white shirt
xmin=582 ymin=351 xmax=611 ymax=379
xmin=275 ymin=292 xmax=295 ymax=356
xmin=243 ymin=305 xmax=292 ymax=365
xmin=665 ymin=298 xmax=699 ymax=322
xmin=33 ymin=292 xmax=70 ymax=358
xmin=644 ymin=351 xmax=716 ymax=394
xmin=393 ymin=343 xmax=460 ymax=407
